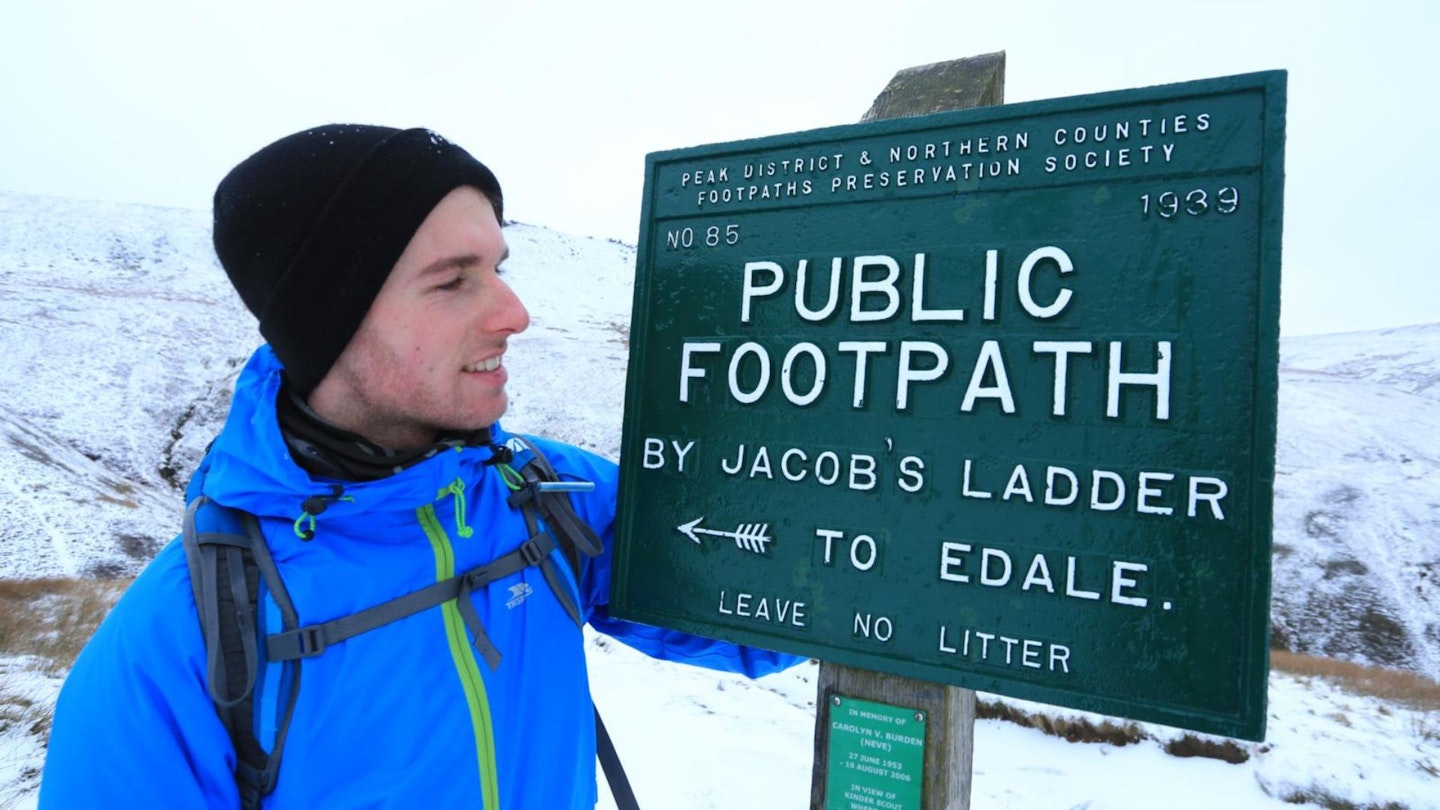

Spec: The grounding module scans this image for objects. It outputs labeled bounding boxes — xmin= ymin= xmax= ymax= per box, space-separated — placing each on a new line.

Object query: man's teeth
xmin=465 ymin=357 xmax=502 ymax=373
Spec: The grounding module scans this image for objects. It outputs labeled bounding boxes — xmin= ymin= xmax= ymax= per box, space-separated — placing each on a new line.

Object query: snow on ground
xmin=582 ymin=637 xmax=1440 ymax=810
xmin=0 ymin=659 xmax=62 ymax=810
xmin=1 ymin=192 xmax=1438 ymax=808
xmin=4 ymin=642 xmax=1436 ymax=810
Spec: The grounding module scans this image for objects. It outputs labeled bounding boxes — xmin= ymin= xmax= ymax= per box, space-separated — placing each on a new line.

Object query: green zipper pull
xmin=440 ymin=478 xmax=475 ymax=539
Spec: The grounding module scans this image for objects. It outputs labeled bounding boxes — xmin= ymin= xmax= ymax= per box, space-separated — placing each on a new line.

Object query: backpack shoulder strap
xmin=182 ymin=439 xmax=636 ymax=809
xmin=500 ymin=436 xmax=640 ymax=810
xmin=182 ymin=495 xmax=302 ymax=810
xmin=502 ymin=435 xmax=604 ymax=574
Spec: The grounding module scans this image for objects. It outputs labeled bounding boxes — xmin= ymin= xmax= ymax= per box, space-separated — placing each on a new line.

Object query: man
xmin=40 ymin=125 xmax=800 ymax=808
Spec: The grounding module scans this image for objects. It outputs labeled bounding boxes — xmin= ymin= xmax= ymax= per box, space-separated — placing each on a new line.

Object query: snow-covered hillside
xmin=2 ymin=189 xmax=1436 ymax=677
xmin=0 ymin=193 xmax=251 ymax=577
xmin=1275 ymin=325 xmax=1440 ymax=674
xmin=0 ymin=191 xmax=633 ymax=576
xmin=1 ymin=190 xmax=1438 ymax=809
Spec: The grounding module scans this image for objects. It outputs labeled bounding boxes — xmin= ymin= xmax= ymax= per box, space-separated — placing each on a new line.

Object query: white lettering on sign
xmin=719 ymin=445 xmax=900 ymax=492
xmin=837 ymin=341 xmax=888 ymax=408
xmin=676 ymin=113 xmax=1216 ymax=210
xmin=640 ymin=437 xmax=695 ymax=472
xmin=937 ymin=623 xmax=1072 ymax=673
xmin=680 ymin=336 xmax=1172 ymax=418
xmin=696 ymin=180 xmax=814 ymax=208
xmin=727 ymin=342 xmax=771 ymax=404
xmin=853 ymin=612 xmax=894 ymax=642
xmin=780 ymin=343 xmax=827 ymax=406
xmin=852 ymin=255 xmax=903 ymax=321
xmin=1042 ymin=114 xmax=1207 ymax=176
xmin=1108 ymin=341 xmax=1172 ymax=420
xmin=716 ymin=589 xmax=809 ymax=627
xmin=743 ymin=153 xmax=845 ymax=177
xmin=937 ymin=541 xmax=1152 ymax=609
xmin=676 ymin=245 xmax=1180 ymax=423
xmin=959 ymin=459 xmax=1228 ymax=520
xmin=1032 ymin=341 xmax=1094 ymax=416
xmin=741 ymin=261 xmax=784 ymax=322
xmin=911 ymin=252 xmax=967 ymax=321
xmin=678 ymin=342 xmax=721 ymax=403
xmin=897 ymin=341 xmax=948 ymax=410
xmin=898 ymin=456 xmax=926 ymax=493
xmin=738 ymin=249 xmax=1070 ymax=326
xmin=816 ymin=528 xmax=883 ymax=572
xmin=1051 ymin=114 xmax=1211 ymax=147
xmin=678 ymin=243 xmax=1180 ymax=420
xmin=684 ymin=153 xmax=841 ymax=210
xmin=938 ymin=542 xmax=972 ymax=583
xmin=1044 ymin=142 xmax=1177 ymax=174
xmin=795 ymin=258 xmax=841 ymax=321
xmin=959 ymin=340 xmax=1016 ymax=413
xmin=883 ymin=131 xmax=1031 ymax=163
xmin=679 ymin=167 xmax=729 ymax=187
xmin=830 ymin=159 xmax=1022 ymax=192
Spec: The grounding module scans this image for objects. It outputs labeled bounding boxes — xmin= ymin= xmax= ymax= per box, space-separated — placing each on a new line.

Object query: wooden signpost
xmin=811 ymin=52 xmax=1007 ymax=810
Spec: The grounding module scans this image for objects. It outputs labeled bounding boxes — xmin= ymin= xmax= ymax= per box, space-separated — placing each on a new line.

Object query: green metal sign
xmin=614 ymin=71 xmax=1285 ymax=740
xmin=825 ymin=696 xmax=926 ymax=810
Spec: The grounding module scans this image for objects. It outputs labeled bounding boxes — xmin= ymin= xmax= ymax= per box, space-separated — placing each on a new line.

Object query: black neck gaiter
xmin=275 ymin=380 xmax=493 ymax=482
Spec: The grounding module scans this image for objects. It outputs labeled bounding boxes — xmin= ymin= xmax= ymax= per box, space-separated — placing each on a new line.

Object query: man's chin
xmin=443 ymin=399 xmax=508 ymax=437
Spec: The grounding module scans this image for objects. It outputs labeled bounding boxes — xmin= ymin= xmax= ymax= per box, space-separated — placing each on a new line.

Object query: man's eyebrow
xmin=416 ymin=247 xmax=510 ymax=279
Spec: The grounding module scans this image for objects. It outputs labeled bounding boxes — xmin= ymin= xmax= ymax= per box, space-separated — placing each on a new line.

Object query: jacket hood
xmin=202 ymin=346 xmax=506 ymax=535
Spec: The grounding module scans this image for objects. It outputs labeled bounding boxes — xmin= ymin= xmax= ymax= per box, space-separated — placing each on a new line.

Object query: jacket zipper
xmin=418 ymin=503 xmax=502 ymax=809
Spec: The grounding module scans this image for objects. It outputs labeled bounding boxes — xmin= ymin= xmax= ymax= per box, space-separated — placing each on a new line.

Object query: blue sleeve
xmin=587 ymin=605 xmax=807 ymax=678
xmin=540 ymin=440 xmax=807 ymax=679
xmin=39 ymin=542 xmax=240 ymax=809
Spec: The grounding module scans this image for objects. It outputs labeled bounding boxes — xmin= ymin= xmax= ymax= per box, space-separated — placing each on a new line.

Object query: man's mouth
xmin=464 ymin=356 xmax=503 ymax=373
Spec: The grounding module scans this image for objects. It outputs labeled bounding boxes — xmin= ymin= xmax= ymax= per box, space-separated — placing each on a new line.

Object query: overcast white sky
xmin=2 ymin=0 xmax=1436 ymax=337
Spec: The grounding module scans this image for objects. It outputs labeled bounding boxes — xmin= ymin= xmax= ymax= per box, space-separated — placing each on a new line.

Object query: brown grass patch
xmin=977 ymin=697 xmax=1146 ymax=747
xmin=1164 ymin=733 xmax=1250 ymax=764
xmin=1272 ymin=649 xmax=1440 ymax=712
xmin=0 ymin=577 xmax=129 ymax=675
xmin=94 ymin=493 xmax=140 ymax=508
xmin=1279 ymin=786 xmax=1408 ymax=810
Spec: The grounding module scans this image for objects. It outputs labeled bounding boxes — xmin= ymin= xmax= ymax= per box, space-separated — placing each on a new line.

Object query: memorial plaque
xmin=825 ymin=696 xmax=926 ymax=810
xmin=614 ymin=71 xmax=1285 ymax=739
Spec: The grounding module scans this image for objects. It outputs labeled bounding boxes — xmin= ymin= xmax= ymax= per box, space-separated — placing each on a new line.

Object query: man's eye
xmin=495 ymin=263 xmax=507 ymax=277
xmin=435 ymin=276 xmax=464 ymax=291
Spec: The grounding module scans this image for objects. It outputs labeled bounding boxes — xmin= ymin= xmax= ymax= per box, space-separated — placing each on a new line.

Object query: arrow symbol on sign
xmin=676 ymin=517 xmax=773 ymax=555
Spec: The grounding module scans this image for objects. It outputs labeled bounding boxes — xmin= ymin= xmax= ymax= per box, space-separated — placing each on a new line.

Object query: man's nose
xmin=493 ymin=280 xmax=530 ymax=335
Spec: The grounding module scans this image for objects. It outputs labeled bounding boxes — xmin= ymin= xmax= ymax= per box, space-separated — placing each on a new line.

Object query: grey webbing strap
xmin=512 ymin=441 xmax=641 ymax=810
xmin=184 ymin=498 xmax=260 ymax=710
xmin=538 ymin=497 xmax=604 ymax=558
xmin=539 ymin=558 xmax=582 ymax=627
xmin=233 ymin=510 xmax=300 ymax=799
xmin=515 ymin=487 xmax=584 ymax=628
xmin=265 ymin=533 xmax=558 ymax=669
xmin=222 ymin=545 xmax=260 ymax=707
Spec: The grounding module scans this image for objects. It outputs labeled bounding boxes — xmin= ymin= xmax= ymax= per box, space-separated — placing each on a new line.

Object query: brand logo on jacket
xmin=506 ymin=582 xmax=534 ymax=609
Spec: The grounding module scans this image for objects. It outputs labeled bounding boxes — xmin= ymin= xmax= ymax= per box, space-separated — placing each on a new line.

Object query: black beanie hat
xmin=213 ymin=124 xmax=504 ymax=395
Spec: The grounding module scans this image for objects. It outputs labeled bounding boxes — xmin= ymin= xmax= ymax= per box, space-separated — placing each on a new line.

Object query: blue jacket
xmin=41 ymin=346 xmax=800 ymax=809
